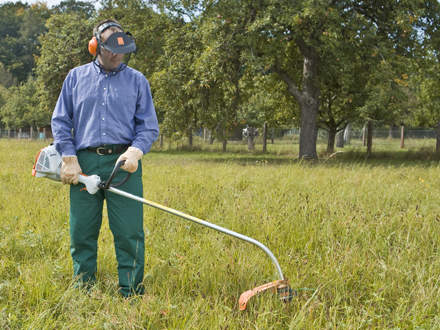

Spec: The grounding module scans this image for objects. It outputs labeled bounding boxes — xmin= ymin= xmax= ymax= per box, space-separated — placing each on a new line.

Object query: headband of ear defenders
xmin=95 ymin=21 xmax=123 ymax=41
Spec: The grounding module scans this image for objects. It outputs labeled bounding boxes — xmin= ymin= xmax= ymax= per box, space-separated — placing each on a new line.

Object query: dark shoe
xmin=119 ymin=283 xmax=145 ymax=298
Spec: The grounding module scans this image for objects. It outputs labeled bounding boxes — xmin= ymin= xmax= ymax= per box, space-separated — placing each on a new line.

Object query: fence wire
xmin=1 ymin=127 xmax=437 ymax=145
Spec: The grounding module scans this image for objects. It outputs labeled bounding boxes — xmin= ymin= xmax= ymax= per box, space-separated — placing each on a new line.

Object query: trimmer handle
xmin=99 ymin=159 xmax=131 ymax=189
xmin=78 ymin=174 xmax=101 ymax=194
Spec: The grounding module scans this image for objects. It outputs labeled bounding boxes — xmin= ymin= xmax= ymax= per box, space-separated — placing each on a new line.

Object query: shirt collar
xmin=92 ymin=59 xmax=126 ymax=75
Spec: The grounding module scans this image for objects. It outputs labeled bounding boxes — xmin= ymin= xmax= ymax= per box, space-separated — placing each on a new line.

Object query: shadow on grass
xmin=150 ymin=148 xmax=440 ymax=168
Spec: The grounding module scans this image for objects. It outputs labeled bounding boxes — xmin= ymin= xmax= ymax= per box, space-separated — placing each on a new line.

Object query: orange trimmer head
xmin=239 ymin=279 xmax=294 ymax=310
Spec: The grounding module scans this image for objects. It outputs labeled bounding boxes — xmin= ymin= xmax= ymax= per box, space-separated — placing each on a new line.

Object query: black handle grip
xmin=99 ymin=159 xmax=131 ymax=189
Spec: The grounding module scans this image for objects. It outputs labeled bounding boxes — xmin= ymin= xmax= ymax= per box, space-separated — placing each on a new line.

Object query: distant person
xmin=51 ymin=19 xmax=159 ymax=297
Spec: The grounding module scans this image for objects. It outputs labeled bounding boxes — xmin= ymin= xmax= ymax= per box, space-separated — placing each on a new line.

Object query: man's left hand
xmin=117 ymin=147 xmax=143 ymax=173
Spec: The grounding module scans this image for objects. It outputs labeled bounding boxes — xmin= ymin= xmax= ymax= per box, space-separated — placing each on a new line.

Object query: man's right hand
xmin=60 ymin=156 xmax=82 ymax=184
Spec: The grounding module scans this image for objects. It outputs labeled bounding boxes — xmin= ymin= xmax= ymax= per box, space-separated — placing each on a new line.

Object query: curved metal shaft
xmin=108 ymin=187 xmax=285 ymax=280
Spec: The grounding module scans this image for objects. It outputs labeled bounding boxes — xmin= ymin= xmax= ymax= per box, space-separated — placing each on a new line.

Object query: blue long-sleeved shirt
xmin=51 ymin=61 xmax=159 ymax=156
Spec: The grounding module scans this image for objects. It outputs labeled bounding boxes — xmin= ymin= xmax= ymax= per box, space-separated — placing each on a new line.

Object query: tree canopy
xmin=1 ymin=0 xmax=440 ymax=156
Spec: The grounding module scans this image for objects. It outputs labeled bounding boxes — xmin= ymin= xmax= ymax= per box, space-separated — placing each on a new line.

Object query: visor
xmin=101 ymin=32 xmax=136 ymax=54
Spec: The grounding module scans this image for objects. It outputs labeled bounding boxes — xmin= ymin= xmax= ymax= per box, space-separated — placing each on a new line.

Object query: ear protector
xmin=88 ymin=21 xmax=124 ymax=56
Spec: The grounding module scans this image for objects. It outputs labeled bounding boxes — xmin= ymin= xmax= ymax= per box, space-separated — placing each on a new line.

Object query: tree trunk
xmin=336 ymin=130 xmax=344 ymax=148
xmin=275 ymin=42 xmax=319 ymax=159
xmin=222 ymin=139 xmax=227 ymax=152
xmin=271 ymin=128 xmax=275 ymax=144
xmin=246 ymin=126 xmax=256 ymax=151
xmin=327 ymin=128 xmax=336 ymax=154
xmin=436 ymin=122 xmax=440 ymax=153
xmin=247 ymin=136 xmax=255 ymax=151
xmin=362 ymin=124 xmax=367 ymax=146
xmin=388 ymin=125 xmax=393 ymax=139
xmin=344 ymin=123 xmax=351 ymax=145
xmin=187 ymin=129 xmax=193 ymax=148
xmin=299 ymin=102 xmax=318 ymax=159
xmin=262 ymin=122 xmax=267 ymax=153
xmin=366 ymin=121 xmax=373 ymax=155
xmin=400 ymin=125 xmax=405 ymax=149
xmin=159 ymin=134 xmax=164 ymax=149
xmin=298 ymin=57 xmax=319 ymax=159
xmin=30 ymin=126 xmax=33 ymax=139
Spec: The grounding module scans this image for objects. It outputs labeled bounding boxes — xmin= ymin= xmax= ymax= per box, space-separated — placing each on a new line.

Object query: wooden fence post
xmin=262 ymin=122 xmax=267 ymax=153
xmin=400 ymin=125 xmax=405 ymax=148
xmin=366 ymin=121 xmax=373 ymax=155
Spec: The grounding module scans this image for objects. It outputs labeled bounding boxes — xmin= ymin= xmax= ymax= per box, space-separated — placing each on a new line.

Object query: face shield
xmin=101 ymin=31 xmax=136 ymax=54
xmin=99 ymin=31 xmax=136 ymax=68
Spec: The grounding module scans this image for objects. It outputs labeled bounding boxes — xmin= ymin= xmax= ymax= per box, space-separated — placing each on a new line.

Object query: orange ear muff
xmin=88 ymin=36 xmax=98 ymax=56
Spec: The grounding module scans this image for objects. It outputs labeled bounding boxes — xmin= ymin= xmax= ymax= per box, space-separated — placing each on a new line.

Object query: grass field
xmin=1 ymin=139 xmax=440 ymax=328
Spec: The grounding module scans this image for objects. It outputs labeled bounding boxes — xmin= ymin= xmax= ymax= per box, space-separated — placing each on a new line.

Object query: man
xmin=51 ymin=19 xmax=159 ymax=297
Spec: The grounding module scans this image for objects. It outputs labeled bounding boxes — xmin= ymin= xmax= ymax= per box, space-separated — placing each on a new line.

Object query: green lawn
xmin=1 ymin=139 xmax=440 ymax=328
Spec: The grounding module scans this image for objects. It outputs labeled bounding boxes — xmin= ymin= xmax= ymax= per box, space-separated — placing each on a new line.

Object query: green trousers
xmin=69 ymin=149 xmax=145 ymax=297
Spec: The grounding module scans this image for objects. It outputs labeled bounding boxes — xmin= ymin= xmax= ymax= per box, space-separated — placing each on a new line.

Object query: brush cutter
xmin=32 ymin=144 xmax=293 ymax=310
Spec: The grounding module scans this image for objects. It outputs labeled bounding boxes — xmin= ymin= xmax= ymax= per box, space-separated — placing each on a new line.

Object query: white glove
xmin=60 ymin=156 xmax=82 ymax=185
xmin=117 ymin=147 xmax=143 ymax=173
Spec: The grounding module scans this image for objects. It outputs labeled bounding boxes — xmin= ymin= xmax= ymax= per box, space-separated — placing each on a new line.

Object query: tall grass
xmin=1 ymin=139 xmax=440 ymax=328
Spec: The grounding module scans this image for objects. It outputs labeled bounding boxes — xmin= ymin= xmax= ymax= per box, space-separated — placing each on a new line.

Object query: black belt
xmin=85 ymin=144 xmax=130 ymax=155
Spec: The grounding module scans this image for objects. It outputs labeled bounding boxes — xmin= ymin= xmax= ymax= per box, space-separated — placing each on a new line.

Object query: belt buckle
xmin=96 ymin=147 xmax=107 ymax=155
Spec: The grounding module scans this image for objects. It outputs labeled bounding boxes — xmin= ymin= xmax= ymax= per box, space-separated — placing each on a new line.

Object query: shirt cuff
xmin=60 ymin=145 xmax=76 ymax=157
xmin=131 ymin=142 xmax=146 ymax=155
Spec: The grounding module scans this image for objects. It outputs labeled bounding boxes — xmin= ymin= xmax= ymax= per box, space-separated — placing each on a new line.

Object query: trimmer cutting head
xmin=277 ymin=283 xmax=295 ymax=304
xmin=239 ymin=279 xmax=294 ymax=310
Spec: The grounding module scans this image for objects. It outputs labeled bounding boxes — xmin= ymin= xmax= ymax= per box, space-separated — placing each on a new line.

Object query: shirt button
xmin=104 ymin=88 xmax=106 ymax=91
xmin=102 ymin=103 xmax=105 ymax=106
xmin=103 ymin=133 xmax=106 ymax=136
xmin=102 ymin=117 xmax=105 ymax=121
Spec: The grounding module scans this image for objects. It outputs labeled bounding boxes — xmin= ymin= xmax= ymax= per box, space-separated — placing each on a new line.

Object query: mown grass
xmin=1 ymin=139 xmax=440 ymax=328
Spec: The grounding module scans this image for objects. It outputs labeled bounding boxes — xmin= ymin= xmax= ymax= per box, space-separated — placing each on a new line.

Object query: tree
xmin=0 ymin=84 xmax=9 ymax=128
xmin=359 ymin=52 xmax=412 ymax=154
xmin=151 ymin=21 xmax=203 ymax=148
xmin=0 ymin=2 xmax=29 ymax=83
xmin=194 ymin=4 xmax=251 ymax=151
xmin=153 ymin=0 xmax=255 ymax=151
xmin=410 ymin=54 xmax=440 ymax=152
xmin=406 ymin=2 xmax=440 ymax=152
xmin=0 ymin=77 xmax=45 ymax=129
xmin=0 ymin=62 xmax=16 ymax=88
xmin=240 ymin=73 xmax=298 ymax=151
xmin=243 ymin=0 xmax=440 ymax=159
xmin=0 ymin=2 xmax=50 ymax=83
xmin=318 ymin=48 xmax=369 ymax=154
xmin=52 ymin=0 xmax=96 ymax=17
xmin=34 ymin=13 xmax=93 ymax=123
